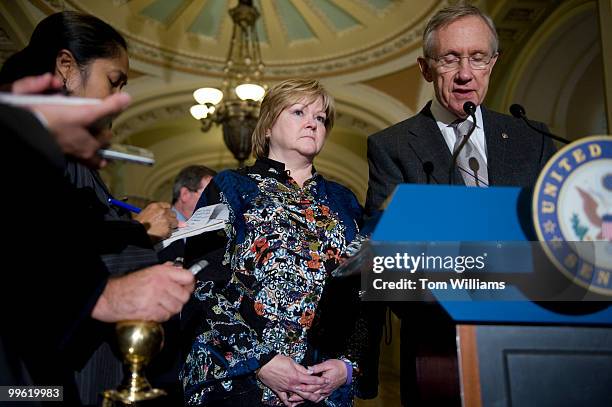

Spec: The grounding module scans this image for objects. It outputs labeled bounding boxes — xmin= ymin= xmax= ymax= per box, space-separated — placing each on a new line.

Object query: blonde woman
xmin=182 ymin=78 xmax=365 ymax=406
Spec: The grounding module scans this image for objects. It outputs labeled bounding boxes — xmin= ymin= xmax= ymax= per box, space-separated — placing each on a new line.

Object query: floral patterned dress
xmin=181 ymin=158 xmax=364 ymax=406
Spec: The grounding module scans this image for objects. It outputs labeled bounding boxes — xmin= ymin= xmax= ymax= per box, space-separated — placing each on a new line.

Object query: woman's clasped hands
xmin=257 ymin=355 xmax=348 ymax=406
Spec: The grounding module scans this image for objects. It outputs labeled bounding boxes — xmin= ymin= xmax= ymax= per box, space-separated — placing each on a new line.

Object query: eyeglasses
xmin=428 ymin=53 xmax=498 ymax=72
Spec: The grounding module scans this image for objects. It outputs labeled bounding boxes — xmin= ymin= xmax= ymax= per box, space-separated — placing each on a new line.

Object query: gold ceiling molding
xmin=112 ymin=100 xmax=194 ymax=143
xmin=331 ymin=83 xmax=413 ymax=127
xmin=93 ymin=18 xmax=430 ymax=79
xmin=334 ymin=111 xmax=378 ymax=137
xmin=32 ymin=0 xmax=448 ymax=78
xmin=486 ymin=0 xmax=570 ymax=110
xmin=112 ymin=97 xmax=383 ymax=146
xmin=498 ymin=0 xmax=595 ymax=109
xmin=495 ymin=0 xmax=601 ymax=138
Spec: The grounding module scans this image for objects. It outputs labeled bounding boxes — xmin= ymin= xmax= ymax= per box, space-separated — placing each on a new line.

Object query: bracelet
xmin=342 ymin=360 xmax=353 ymax=386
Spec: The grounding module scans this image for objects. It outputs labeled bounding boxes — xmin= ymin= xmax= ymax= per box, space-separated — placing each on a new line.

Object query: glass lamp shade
xmin=193 ymin=87 xmax=224 ymax=105
xmin=190 ymin=104 xmax=208 ymax=120
xmin=235 ymin=83 xmax=265 ymax=101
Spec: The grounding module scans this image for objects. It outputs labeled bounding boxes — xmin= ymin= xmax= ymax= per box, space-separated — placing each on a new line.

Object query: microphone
xmin=449 ymin=102 xmax=477 ymax=185
xmin=509 ymin=103 xmax=570 ymax=144
xmin=422 ymin=161 xmax=434 ymax=184
xmin=463 ymin=101 xmax=476 ymax=116
xmin=509 ymin=103 xmax=525 ymax=119
xmin=468 ymin=157 xmax=480 ymax=187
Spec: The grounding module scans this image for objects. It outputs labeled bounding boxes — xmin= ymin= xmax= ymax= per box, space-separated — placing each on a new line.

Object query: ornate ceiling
xmin=40 ymin=0 xmax=437 ymax=78
xmin=0 ymin=0 xmax=585 ymax=205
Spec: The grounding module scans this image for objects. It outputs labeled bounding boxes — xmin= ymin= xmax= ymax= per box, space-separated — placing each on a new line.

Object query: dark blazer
xmin=362 ymin=102 xmax=557 ymax=404
xmin=0 ymin=104 xmax=109 ymax=404
xmin=365 ymin=102 xmax=556 ymax=215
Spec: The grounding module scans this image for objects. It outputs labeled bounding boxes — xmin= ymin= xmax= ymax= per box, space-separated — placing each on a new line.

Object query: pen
xmin=108 ymin=197 xmax=142 ymax=214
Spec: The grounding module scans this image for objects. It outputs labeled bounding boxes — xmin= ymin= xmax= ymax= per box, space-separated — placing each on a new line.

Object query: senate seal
xmin=533 ymin=136 xmax=612 ymax=296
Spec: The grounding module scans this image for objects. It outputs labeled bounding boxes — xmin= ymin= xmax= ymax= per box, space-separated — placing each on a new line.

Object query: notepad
xmin=155 ymin=204 xmax=229 ymax=250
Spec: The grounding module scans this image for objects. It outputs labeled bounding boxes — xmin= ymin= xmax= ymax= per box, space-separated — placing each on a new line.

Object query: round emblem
xmin=533 ymin=136 xmax=612 ymax=296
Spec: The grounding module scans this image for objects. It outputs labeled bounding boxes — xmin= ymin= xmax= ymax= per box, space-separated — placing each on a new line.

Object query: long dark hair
xmin=0 ymin=11 xmax=127 ymax=84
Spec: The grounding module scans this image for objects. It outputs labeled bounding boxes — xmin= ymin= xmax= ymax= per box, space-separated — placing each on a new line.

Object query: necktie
xmin=452 ymin=120 xmax=488 ymax=187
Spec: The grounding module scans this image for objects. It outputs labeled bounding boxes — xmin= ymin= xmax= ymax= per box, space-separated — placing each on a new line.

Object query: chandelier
xmin=190 ymin=0 xmax=266 ymax=166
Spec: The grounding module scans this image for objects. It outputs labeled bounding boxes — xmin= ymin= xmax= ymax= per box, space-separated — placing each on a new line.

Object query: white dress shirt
xmin=430 ymin=98 xmax=488 ymax=165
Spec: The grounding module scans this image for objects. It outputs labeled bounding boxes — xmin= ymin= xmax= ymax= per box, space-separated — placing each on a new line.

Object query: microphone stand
xmin=468 ymin=157 xmax=481 ymax=187
xmin=449 ymin=101 xmax=478 ymax=185
xmin=509 ymin=104 xmax=571 ymax=144
xmin=423 ymin=161 xmax=434 ymax=184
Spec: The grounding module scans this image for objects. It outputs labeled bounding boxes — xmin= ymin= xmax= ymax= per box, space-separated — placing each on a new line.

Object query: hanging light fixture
xmin=190 ymin=0 xmax=265 ymax=166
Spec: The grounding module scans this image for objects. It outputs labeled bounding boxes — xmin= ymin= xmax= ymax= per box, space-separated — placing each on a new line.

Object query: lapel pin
xmin=501 ymin=132 xmax=509 ymax=139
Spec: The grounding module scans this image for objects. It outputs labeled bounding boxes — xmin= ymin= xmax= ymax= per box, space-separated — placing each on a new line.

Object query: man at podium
xmin=365 ymin=4 xmax=556 ymax=406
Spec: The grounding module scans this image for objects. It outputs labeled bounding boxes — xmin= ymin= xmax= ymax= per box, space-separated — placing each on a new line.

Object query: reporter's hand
xmin=91 ymin=262 xmax=195 ymax=322
xmin=9 ymin=73 xmax=131 ymax=168
xmin=257 ymin=354 xmax=328 ymax=407
xmin=34 ymin=94 xmax=130 ymax=168
xmin=10 ymin=72 xmax=62 ymax=94
xmin=304 ymin=359 xmax=348 ymax=403
xmin=134 ymin=202 xmax=179 ymax=242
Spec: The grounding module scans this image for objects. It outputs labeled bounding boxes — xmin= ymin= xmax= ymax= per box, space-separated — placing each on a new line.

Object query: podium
xmin=369 ymin=184 xmax=612 ymax=406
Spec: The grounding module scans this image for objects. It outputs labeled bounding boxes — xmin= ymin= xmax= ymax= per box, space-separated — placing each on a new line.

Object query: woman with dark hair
xmin=0 ymin=11 xmax=186 ymax=406
xmin=0 ymin=11 xmax=132 ymax=217
xmin=181 ymin=78 xmax=368 ymax=406
xmin=0 ymin=10 xmax=177 ymax=248
xmin=1 ymin=11 xmax=127 ymax=90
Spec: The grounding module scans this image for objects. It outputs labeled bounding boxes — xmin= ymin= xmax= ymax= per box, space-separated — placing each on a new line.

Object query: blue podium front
xmin=369 ymin=184 xmax=612 ymax=406
xmin=370 ymin=184 xmax=612 ymax=325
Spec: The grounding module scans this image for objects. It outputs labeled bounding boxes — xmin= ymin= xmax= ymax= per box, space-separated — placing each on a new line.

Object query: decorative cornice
xmin=35 ymin=0 xmax=448 ymax=79
xmin=334 ymin=111 xmax=378 ymax=136
xmin=112 ymin=101 xmax=193 ymax=142
xmin=127 ymin=21 xmax=429 ymax=78
xmin=113 ymin=98 xmax=381 ymax=142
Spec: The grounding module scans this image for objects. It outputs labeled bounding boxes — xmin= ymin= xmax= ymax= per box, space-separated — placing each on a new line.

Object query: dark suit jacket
xmin=365 ymin=102 xmax=556 ymax=215
xmin=361 ymin=102 xmax=556 ymax=401
xmin=0 ymin=104 xmax=109 ymax=405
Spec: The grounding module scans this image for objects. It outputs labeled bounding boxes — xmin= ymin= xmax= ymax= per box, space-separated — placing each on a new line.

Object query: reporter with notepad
xmin=0 ymin=12 xmax=193 ymax=405
xmin=0 ymin=11 xmax=179 ymax=245
xmin=0 ymin=73 xmax=195 ymax=405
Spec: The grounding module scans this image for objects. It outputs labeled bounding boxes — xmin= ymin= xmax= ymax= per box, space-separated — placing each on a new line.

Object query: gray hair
xmin=171 ymin=165 xmax=217 ymax=204
xmin=422 ymin=4 xmax=499 ymax=57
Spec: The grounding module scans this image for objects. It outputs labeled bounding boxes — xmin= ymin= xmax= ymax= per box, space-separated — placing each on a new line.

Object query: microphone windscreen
xmin=509 ymin=103 xmax=526 ymax=118
xmin=468 ymin=157 xmax=480 ymax=172
xmin=463 ymin=101 xmax=476 ymax=115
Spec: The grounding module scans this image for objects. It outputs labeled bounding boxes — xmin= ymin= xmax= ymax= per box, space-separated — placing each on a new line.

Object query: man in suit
xmin=364 ymin=4 xmax=556 ymax=406
xmin=158 ymin=165 xmax=216 ymax=264
xmin=172 ymin=165 xmax=216 ymax=222
xmin=367 ymin=4 xmax=555 ymax=211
